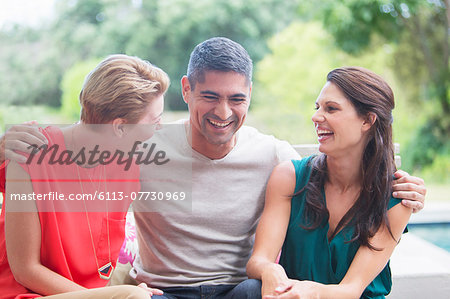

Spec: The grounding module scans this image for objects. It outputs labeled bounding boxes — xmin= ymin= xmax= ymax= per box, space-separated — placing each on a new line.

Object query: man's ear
xmin=181 ymin=76 xmax=191 ymax=104
xmin=112 ymin=118 xmax=126 ymax=137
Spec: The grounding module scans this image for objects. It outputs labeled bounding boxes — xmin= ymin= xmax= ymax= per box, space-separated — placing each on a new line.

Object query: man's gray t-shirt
xmin=131 ymin=121 xmax=300 ymax=287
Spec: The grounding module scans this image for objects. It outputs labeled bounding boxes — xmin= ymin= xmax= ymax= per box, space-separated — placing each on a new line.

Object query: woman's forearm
xmin=318 ymin=282 xmax=363 ymax=299
xmin=247 ymin=256 xmax=286 ymax=280
xmin=248 ymin=256 xmax=290 ymax=297
xmin=13 ymin=262 xmax=86 ymax=295
xmin=5 ymin=161 xmax=86 ymax=296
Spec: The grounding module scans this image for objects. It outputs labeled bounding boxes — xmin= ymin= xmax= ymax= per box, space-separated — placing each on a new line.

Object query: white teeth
xmin=209 ymin=120 xmax=231 ymax=127
xmin=317 ymin=129 xmax=333 ymax=134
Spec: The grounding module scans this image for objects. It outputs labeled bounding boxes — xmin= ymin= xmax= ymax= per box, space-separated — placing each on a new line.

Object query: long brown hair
xmin=301 ymin=67 xmax=396 ymax=250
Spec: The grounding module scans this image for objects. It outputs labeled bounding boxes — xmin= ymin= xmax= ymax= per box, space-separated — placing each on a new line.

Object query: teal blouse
xmin=279 ymin=157 xmax=402 ymax=299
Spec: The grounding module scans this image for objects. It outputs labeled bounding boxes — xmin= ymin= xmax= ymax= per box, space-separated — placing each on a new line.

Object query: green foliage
xmin=0 ymin=105 xmax=66 ymax=135
xmin=319 ymin=0 xmax=397 ymax=54
xmin=59 ymin=0 xmax=105 ymax=24
xmin=407 ymin=116 xmax=448 ymax=167
xmin=421 ymin=154 xmax=450 ymax=184
xmin=0 ymin=0 xmax=299 ymax=110
xmin=403 ymin=112 xmax=450 ymax=183
xmin=0 ymin=28 xmax=63 ymax=107
xmin=251 ymin=22 xmax=340 ymax=143
xmin=60 ymin=58 xmax=102 ymax=122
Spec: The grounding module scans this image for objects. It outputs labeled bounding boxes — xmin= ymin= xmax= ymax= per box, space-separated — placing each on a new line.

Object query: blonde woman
xmin=0 ymin=55 xmax=169 ymax=298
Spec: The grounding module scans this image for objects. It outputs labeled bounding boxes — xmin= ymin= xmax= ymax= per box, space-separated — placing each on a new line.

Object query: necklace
xmin=73 ymin=127 xmax=114 ymax=280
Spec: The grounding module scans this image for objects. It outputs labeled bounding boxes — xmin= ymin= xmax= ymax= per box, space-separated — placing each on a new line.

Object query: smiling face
xmin=312 ymin=82 xmax=373 ymax=157
xmin=182 ymin=70 xmax=251 ymax=158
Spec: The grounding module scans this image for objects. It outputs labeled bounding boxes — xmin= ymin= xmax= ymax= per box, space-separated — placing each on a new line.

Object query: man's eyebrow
xmin=199 ymin=90 xmax=247 ymax=98
xmin=230 ymin=93 xmax=247 ymax=98
xmin=200 ymin=90 xmax=220 ymax=96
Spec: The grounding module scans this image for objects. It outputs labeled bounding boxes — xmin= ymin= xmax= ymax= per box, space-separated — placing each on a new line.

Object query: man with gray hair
xmin=130 ymin=37 xmax=294 ymax=298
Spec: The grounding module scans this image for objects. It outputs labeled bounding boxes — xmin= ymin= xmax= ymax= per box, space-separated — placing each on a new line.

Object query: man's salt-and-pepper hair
xmin=187 ymin=37 xmax=253 ymax=89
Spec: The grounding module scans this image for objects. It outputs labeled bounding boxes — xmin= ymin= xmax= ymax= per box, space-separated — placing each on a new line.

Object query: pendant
xmin=98 ymin=262 xmax=114 ymax=280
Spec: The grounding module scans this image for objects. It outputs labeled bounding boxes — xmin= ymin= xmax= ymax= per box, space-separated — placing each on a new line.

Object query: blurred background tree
xmin=0 ymin=0 xmax=299 ymax=110
xmin=60 ymin=58 xmax=102 ymax=120
xmin=0 ymin=0 xmax=448 ymax=183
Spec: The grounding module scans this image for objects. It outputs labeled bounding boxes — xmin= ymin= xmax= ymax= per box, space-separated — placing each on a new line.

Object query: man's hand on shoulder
xmin=393 ymin=170 xmax=427 ymax=213
xmin=0 ymin=121 xmax=47 ymax=164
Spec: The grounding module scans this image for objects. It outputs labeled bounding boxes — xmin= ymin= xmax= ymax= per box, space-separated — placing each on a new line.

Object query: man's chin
xmin=204 ymin=132 xmax=235 ymax=146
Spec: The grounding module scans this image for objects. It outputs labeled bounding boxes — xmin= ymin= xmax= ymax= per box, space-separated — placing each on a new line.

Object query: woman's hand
xmin=261 ymin=263 xmax=291 ymax=297
xmin=263 ymin=279 xmax=323 ymax=299
xmin=137 ymin=282 xmax=164 ymax=297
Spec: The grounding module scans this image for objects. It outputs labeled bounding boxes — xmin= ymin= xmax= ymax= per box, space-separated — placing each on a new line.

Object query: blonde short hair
xmin=80 ymin=54 xmax=170 ymax=124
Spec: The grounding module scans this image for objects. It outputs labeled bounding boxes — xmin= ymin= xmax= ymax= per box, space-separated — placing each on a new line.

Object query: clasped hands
xmin=263 ymin=279 xmax=322 ymax=299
